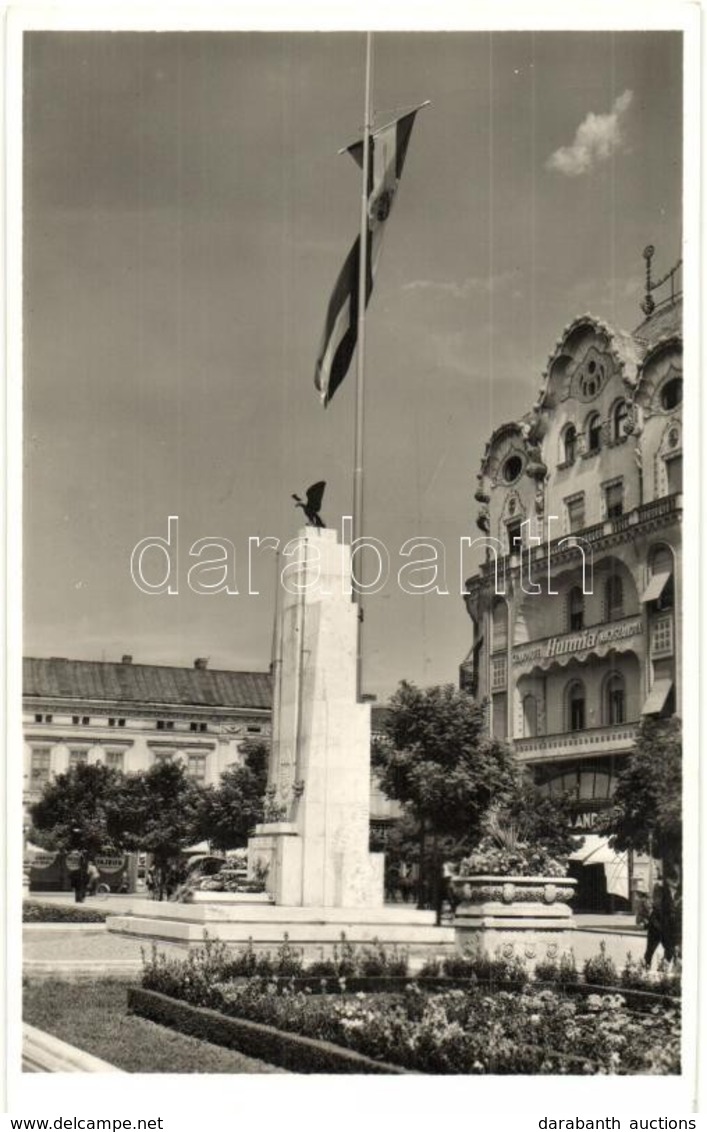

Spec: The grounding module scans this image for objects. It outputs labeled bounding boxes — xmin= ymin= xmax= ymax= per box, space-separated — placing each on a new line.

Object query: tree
xmin=30 ymin=762 xmax=125 ymax=856
xmin=119 ymin=761 xmax=206 ymax=900
xmin=596 ymin=716 xmax=682 ymax=870
xmin=198 ymin=739 xmax=268 ymax=851
xmin=30 ymin=762 xmax=126 ymax=899
xmin=372 ymin=682 xmax=518 ymax=917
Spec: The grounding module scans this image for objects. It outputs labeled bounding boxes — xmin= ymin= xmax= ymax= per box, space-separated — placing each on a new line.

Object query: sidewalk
xmin=23 ymin=898 xmax=655 ymax=979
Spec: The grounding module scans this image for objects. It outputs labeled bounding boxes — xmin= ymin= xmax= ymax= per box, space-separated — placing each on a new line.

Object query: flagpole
xmin=353 ymin=31 xmax=373 ymax=701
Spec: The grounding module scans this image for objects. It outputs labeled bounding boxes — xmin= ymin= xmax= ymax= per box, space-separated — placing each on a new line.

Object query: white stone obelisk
xmin=249 ymin=527 xmax=383 ymax=908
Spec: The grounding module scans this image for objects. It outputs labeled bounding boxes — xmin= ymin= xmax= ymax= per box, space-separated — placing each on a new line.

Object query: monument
xmin=248 ymin=527 xmax=384 ymax=908
xmin=106 ymin=525 xmax=452 ymax=953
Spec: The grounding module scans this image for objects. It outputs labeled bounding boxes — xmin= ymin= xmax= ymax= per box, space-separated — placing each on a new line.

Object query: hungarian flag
xmin=314 ymin=108 xmax=422 ymax=407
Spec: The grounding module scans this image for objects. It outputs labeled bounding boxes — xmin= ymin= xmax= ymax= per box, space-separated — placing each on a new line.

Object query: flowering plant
xmin=458 ymin=810 xmax=569 ymax=877
xmin=140 ymin=938 xmax=680 ymax=1075
xmin=458 ymin=837 xmax=568 ymax=877
xmin=197 ymin=867 xmax=266 ymax=894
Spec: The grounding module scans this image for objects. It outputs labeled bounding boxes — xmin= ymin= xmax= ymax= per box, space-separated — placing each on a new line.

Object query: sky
xmin=23 ymin=28 xmax=683 ymax=698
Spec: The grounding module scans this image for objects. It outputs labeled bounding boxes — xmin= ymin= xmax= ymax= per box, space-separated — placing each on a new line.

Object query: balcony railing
xmin=471 ymin=493 xmax=681 ymax=587
xmin=513 ymin=721 xmax=639 ymax=763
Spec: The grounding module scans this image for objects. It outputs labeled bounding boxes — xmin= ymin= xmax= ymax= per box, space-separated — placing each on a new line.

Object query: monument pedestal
xmin=107 ymin=898 xmax=454 ymax=953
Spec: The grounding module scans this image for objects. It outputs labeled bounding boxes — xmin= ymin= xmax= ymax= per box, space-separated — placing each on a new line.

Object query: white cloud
xmin=403 ymin=270 xmax=519 ymax=299
xmin=546 ymin=90 xmax=633 ymax=177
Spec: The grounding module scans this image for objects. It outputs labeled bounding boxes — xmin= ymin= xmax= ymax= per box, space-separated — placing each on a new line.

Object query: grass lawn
xmin=23 ymin=980 xmax=286 ymax=1074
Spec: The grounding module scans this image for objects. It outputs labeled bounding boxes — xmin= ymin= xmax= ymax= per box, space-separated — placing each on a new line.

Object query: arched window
xmin=567 ymin=586 xmax=584 ymax=631
xmin=522 ymin=694 xmax=538 ymax=738
xmin=492 ymin=599 xmax=508 ymax=653
xmin=563 ymin=424 xmax=577 ymax=465
xmin=660 ymin=377 xmax=682 ymax=411
xmin=566 ymin=681 xmax=586 ymax=732
xmin=604 ymin=575 xmax=624 ymax=622
xmin=604 ymin=672 xmax=626 ymax=725
xmin=613 ymin=400 xmax=629 ymax=442
xmin=586 ymin=413 xmax=602 ymax=453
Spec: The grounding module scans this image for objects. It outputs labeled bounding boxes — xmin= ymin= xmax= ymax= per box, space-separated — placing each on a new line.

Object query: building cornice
xmin=22 ymin=699 xmax=271 ymax=718
xmin=25 ymin=734 xmax=136 ymax=747
xmin=146 ymin=739 xmax=216 ymax=751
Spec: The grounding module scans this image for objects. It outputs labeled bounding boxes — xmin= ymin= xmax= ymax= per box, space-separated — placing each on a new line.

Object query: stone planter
xmin=450 ymin=874 xmax=576 ymax=967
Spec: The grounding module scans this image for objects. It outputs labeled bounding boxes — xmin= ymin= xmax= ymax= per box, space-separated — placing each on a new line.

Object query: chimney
xmin=194 ymin=657 xmax=209 ymax=670
xmin=121 ymin=654 xmax=133 ymax=664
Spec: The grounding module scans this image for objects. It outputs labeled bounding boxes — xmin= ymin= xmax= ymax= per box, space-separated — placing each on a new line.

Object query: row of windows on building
xmin=28 ymin=748 xmax=211 ymax=790
xmin=495 ymin=671 xmax=632 ymax=738
xmin=561 ymin=400 xmax=630 ymax=465
xmin=506 ymin=476 xmax=682 ymax=562
xmin=31 ymin=715 xmax=263 ymax=734
xmin=558 ymin=378 xmax=682 ymax=468
xmin=535 ymin=764 xmax=617 ymax=802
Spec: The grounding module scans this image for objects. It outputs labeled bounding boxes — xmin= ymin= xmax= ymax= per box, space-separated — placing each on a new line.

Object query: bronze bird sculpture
xmin=292 ymin=481 xmax=326 ymax=528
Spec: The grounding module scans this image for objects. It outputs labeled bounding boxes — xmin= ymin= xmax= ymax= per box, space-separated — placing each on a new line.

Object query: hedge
xmin=23 ymin=902 xmax=108 ymax=924
xmin=128 ymin=988 xmax=411 ymax=1075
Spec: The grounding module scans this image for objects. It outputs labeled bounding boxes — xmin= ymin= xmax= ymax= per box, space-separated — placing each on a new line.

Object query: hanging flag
xmin=314 ymin=107 xmax=424 ymax=406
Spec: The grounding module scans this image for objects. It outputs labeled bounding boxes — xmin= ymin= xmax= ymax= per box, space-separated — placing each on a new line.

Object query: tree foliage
xmin=198 ymin=739 xmax=268 ymax=851
xmin=596 ymin=716 xmax=682 ymax=867
xmin=502 ymin=775 xmax=579 ymax=859
xmin=118 ymin=761 xmax=206 ymax=894
xmin=30 ymin=762 xmax=126 ymax=857
xmin=372 ymin=682 xmax=518 ymax=841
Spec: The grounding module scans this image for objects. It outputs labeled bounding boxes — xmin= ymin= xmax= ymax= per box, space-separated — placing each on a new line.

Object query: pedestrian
xmin=73 ymin=851 xmax=88 ymax=903
xmin=644 ymin=878 xmax=678 ymax=969
xmin=86 ymin=860 xmax=100 ymax=896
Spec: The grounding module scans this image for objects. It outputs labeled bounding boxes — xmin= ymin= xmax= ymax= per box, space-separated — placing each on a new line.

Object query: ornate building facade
xmin=461 ymin=251 xmax=682 ymax=906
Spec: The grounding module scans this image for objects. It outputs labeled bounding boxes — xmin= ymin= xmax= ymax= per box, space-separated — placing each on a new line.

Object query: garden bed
xmin=136 ymin=937 xmax=680 ymax=1074
xmin=132 ymin=980 xmax=680 ymax=1075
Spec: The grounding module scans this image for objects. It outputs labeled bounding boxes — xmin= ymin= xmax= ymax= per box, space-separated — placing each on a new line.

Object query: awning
xmin=642 ymin=678 xmax=673 ymax=715
xmin=569 ymin=835 xmax=614 ymax=864
xmin=568 ymin=835 xmax=629 ymax=899
xmin=641 ymin=569 xmax=671 ymax=603
xmin=603 ymin=857 xmax=629 ymax=899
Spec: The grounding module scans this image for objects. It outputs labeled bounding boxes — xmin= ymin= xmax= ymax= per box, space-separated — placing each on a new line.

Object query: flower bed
xmin=138 ymin=938 xmax=680 ymax=1075
xmin=132 ymin=979 xmax=679 ymax=1075
xmin=23 ymin=901 xmax=108 ymax=924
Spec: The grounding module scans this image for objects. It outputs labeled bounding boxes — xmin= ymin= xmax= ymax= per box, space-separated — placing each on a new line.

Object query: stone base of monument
xmin=187 ymin=891 xmax=273 ymax=905
xmin=248 ymin=822 xmax=385 ymax=909
xmin=451 ymin=876 xmax=576 ymax=968
xmin=106 ymin=899 xmax=455 ymax=954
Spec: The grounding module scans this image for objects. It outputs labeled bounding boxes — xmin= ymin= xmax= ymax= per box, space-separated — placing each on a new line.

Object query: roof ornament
xmin=641 ymin=245 xmax=682 ymax=317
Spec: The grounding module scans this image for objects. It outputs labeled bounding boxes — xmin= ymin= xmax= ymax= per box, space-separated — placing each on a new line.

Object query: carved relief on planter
xmin=450 ymin=874 xmax=577 ymax=968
